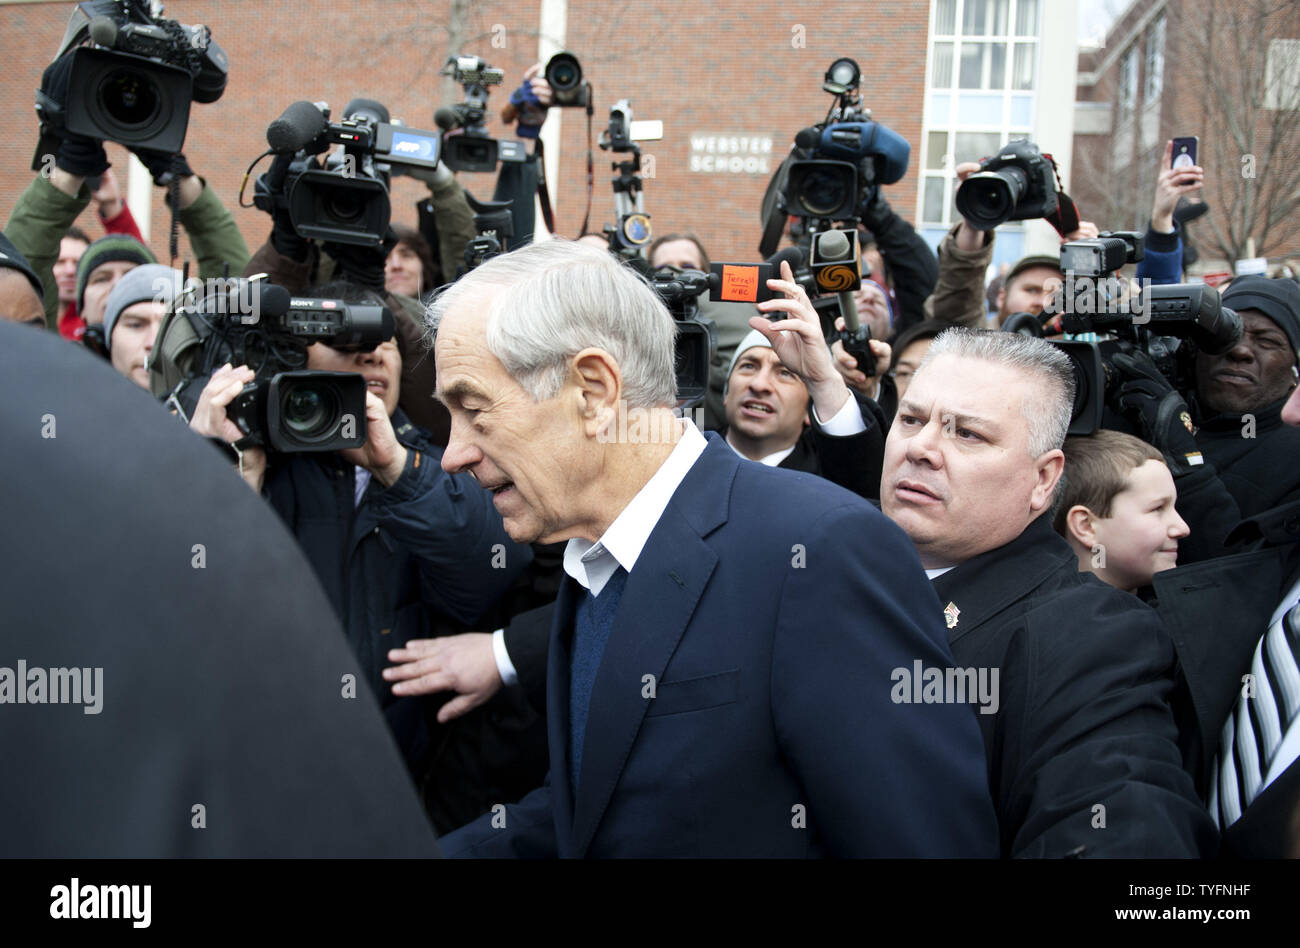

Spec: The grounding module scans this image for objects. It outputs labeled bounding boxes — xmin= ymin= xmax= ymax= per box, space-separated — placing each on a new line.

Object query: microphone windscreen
xmin=434 ymin=108 xmax=459 ymax=131
xmin=266 ymin=101 xmax=328 ymax=153
xmin=766 ymin=246 xmax=804 ymax=273
xmin=88 ymin=16 xmax=118 ymax=47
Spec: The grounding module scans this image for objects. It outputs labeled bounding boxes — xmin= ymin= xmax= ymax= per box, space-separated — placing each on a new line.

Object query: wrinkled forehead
xmin=910 ymin=354 xmax=1036 ymax=426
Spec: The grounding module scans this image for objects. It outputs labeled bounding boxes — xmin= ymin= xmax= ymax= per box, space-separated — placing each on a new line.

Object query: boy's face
xmin=1090 ymin=459 xmax=1189 ymax=590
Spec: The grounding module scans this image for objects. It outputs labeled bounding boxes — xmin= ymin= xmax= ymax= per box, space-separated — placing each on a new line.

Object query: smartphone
xmin=1171 ymin=136 xmax=1199 ymax=170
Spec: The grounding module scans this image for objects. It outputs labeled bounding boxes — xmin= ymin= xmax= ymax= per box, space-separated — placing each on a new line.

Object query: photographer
xmin=922 ymin=161 xmax=1096 ymax=329
xmin=187 ymin=282 xmax=536 ymax=828
xmin=1110 ymin=276 xmax=1300 ymax=562
xmin=5 ymin=115 xmax=248 ymax=334
xmin=244 ymin=99 xmax=477 ymax=445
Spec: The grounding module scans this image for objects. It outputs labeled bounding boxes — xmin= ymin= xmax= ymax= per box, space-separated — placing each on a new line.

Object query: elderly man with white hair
xmin=880 ymin=327 xmax=1218 ymax=857
xmin=426 ymin=239 xmax=998 ymax=858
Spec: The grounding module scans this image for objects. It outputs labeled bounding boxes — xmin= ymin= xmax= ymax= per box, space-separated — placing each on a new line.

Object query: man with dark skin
xmin=1111 ymin=276 xmax=1300 ymax=562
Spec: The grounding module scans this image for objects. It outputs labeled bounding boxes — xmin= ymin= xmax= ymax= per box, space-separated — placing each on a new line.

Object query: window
xmin=1118 ymin=46 xmax=1138 ymax=118
xmin=1265 ymin=38 xmax=1300 ymax=111
xmin=1144 ymin=17 xmax=1165 ymax=104
xmin=922 ymin=0 xmax=1040 ymax=229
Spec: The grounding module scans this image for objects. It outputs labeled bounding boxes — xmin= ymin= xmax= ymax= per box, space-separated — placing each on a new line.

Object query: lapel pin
xmin=944 ymin=601 xmax=960 ymax=629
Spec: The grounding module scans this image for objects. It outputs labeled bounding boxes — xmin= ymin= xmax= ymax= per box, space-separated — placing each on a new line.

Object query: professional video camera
xmin=1007 ymin=231 xmax=1243 ymax=434
xmin=646 ymin=267 xmax=718 ymax=408
xmin=955 ymin=138 xmax=1066 ymax=232
xmin=463 ymin=194 xmax=515 ymax=272
xmin=34 ymin=0 xmax=228 ymax=156
xmin=435 ymin=56 xmax=527 ymax=173
xmin=595 ymin=99 xmax=662 ymax=263
xmin=760 ymin=58 xmax=910 ymax=256
xmin=150 ymin=277 xmax=395 ymax=453
xmin=758 ymin=59 xmax=906 ymax=378
xmin=252 ymin=99 xmax=442 ymax=247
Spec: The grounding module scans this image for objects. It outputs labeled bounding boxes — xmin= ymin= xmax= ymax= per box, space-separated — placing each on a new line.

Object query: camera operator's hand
xmin=1152 ymin=139 xmax=1205 ymax=234
xmin=54 ymin=134 xmax=109 ymax=181
xmin=130 ymin=148 xmax=202 ymax=208
xmin=340 ymin=390 xmax=408 ymax=487
xmin=92 ymin=166 xmax=124 ymax=220
xmin=383 ymin=633 xmax=502 ymax=722
xmin=397 ymin=160 xmax=455 ymax=191
xmin=1109 ymin=350 xmax=1203 ymax=476
xmin=1061 ymin=220 xmax=1099 ymax=243
xmin=830 ymin=317 xmax=891 ymax=400
xmin=752 ymin=260 xmax=852 ymax=419
xmin=952 ymin=161 xmax=987 ymax=251
xmin=263 ymin=152 xmax=311 ymax=262
xmin=522 ymin=63 xmax=554 ymax=107
xmin=324 ymin=232 xmax=394 ymax=291
xmin=189 ymin=363 xmax=268 ymax=491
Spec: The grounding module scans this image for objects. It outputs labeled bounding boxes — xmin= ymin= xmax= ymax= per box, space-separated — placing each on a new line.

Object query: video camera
xmin=34 ymin=0 xmax=228 ymax=157
xmin=760 ymin=58 xmax=910 ymax=254
xmin=252 ymin=99 xmax=442 ymax=247
xmin=1007 ymin=231 xmax=1243 ymax=434
xmin=151 ymin=277 xmax=395 ymax=453
xmin=758 ymin=59 xmax=907 ymax=379
xmin=647 ymin=268 xmax=718 ymax=407
xmin=435 ymin=56 xmax=527 ymax=173
xmin=595 ymin=98 xmax=662 ymax=261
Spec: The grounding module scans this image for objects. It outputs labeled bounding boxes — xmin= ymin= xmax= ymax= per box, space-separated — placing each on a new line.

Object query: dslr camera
xmin=35 ymin=0 xmax=228 ymax=156
xmin=955 ymin=138 xmax=1060 ymax=232
xmin=253 ymin=100 xmax=442 ymax=247
xmin=151 ymin=278 xmax=395 ymax=453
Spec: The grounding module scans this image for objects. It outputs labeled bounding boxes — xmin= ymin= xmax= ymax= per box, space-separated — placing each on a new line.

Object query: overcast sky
xmin=1077 ymin=0 xmax=1127 ymax=46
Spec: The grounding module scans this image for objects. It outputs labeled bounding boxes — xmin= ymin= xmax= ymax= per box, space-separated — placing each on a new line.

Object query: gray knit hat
xmin=103 ymin=265 xmax=184 ymax=351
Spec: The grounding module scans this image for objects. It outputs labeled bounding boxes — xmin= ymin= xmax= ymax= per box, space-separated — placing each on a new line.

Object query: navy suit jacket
xmin=440 ymin=434 xmax=998 ymax=857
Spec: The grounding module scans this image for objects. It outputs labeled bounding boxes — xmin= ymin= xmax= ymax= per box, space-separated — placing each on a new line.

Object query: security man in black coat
xmin=880 ymin=327 xmax=1216 ymax=857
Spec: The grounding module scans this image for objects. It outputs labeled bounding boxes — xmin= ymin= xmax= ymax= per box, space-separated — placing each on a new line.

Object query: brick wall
xmin=0 ymin=0 xmax=930 ymax=270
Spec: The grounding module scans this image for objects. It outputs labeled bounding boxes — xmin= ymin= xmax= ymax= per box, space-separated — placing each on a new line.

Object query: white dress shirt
xmin=491 ymin=419 xmax=709 ymax=684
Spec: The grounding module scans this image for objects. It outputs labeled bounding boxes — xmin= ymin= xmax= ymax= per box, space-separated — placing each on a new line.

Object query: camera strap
xmin=534 ymin=139 xmax=557 ymax=235
xmin=1042 ymin=151 xmax=1081 ymax=238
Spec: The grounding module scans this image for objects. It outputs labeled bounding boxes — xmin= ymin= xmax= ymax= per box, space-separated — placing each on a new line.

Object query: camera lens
xmin=546 ymin=53 xmax=582 ymax=92
xmin=325 ymin=190 xmax=368 ymax=226
xmin=98 ymin=69 xmax=163 ymax=130
xmin=281 ymin=382 xmax=339 ymax=440
xmin=799 ymin=168 xmax=850 ymax=217
xmin=955 ymin=166 xmax=1028 ymax=230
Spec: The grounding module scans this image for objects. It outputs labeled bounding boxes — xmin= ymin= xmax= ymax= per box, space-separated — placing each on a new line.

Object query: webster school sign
xmin=689 ymin=134 xmax=773 ymax=174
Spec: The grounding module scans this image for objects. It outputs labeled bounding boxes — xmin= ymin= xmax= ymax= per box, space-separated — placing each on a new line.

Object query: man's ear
xmin=1030 ymin=448 xmax=1065 ymax=513
xmin=570 ymin=347 xmax=622 ymax=437
xmin=1065 ymin=504 xmax=1097 ymax=549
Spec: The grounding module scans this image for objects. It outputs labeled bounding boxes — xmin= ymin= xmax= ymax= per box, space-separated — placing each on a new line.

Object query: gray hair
xmin=425 ymin=240 xmax=678 ymax=409
xmin=920 ymin=328 xmax=1075 ymax=457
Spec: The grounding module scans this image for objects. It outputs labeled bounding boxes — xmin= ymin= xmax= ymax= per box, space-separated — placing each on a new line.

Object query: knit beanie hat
xmin=75 ymin=234 xmax=156 ymax=312
xmin=102 ymin=265 xmax=183 ymax=351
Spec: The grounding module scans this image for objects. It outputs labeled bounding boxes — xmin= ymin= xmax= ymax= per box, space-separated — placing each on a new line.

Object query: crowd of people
xmin=3 ymin=41 xmax=1299 ymax=861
